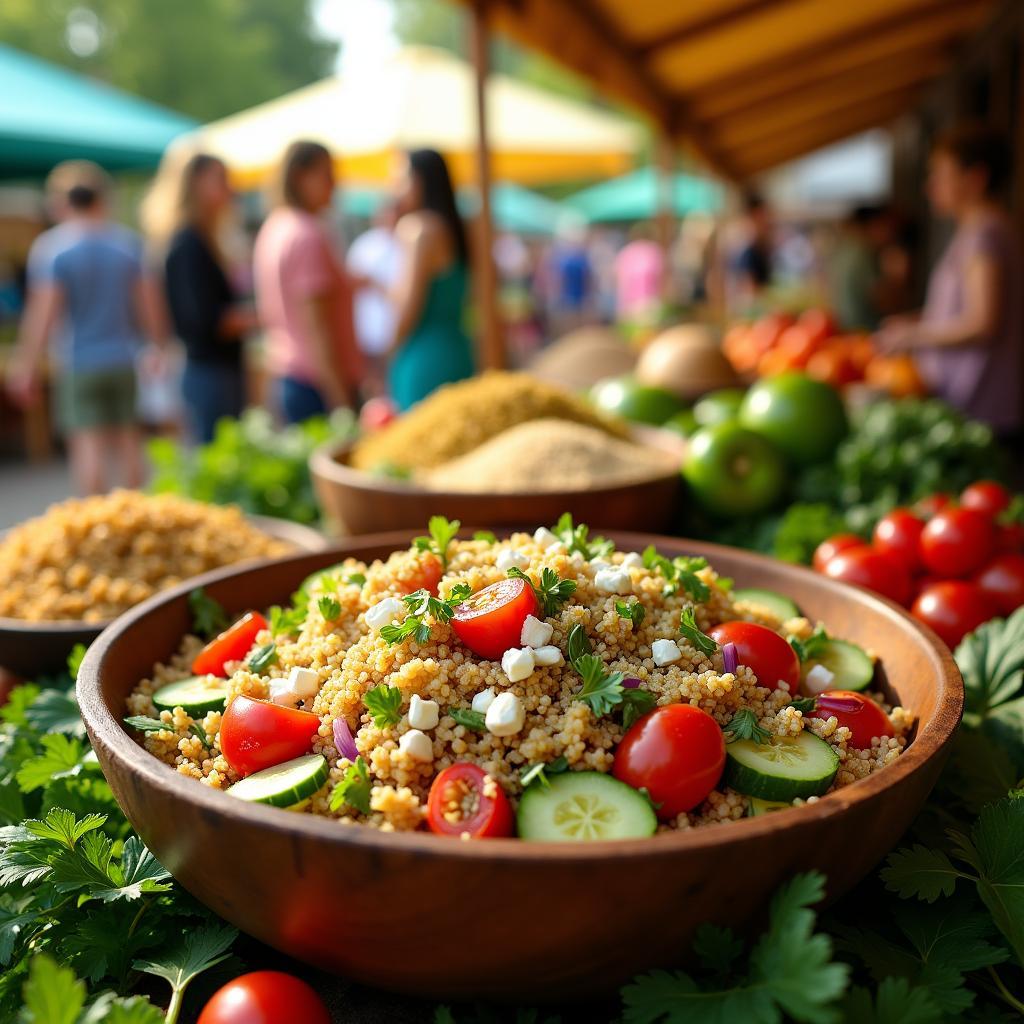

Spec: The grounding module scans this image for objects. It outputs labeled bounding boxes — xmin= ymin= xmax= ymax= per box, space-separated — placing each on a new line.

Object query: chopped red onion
xmin=622 ymin=676 xmax=642 ymax=689
xmin=722 ymin=642 xmax=738 ymax=675
xmin=333 ymin=718 xmax=359 ymax=762
xmin=815 ymin=694 xmax=864 ymax=714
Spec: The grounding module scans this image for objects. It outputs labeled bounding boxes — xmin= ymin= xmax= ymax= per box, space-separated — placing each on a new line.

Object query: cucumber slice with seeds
xmin=733 ymin=588 xmax=801 ymax=622
xmin=227 ymin=754 xmax=328 ymax=808
xmin=748 ymin=797 xmax=792 ymax=816
xmin=801 ymin=639 xmax=874 ymax=693
xmin=152 ymin=676 xmax=228 ymax=716
xmin=516 ymin=771 xmax=657 ymax=841
xmin=725 ymin=731 xmax=838 ymax=801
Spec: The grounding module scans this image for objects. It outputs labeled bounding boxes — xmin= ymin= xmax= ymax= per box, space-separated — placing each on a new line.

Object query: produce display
xmin=124 ymin=517 xmax=910 ymax=838
xmin=0 ymin=492 xmax=292 ymax=623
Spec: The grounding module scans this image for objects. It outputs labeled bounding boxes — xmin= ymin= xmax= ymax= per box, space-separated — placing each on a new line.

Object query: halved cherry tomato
xmin=805 ymin=690 xmax=894 ymax=748
xmin=613 ymin=704 xmax=725 ymax=819
xmin=872 ymin=509 xmax=924 ymax=573
xmin=451 ymin=577 xmax=540 ymax=660
xmin=920 ymin=507 xmax=995 ymax=578
xmin=427 ymin=763 xmax=515 ymax=838
xmin=911 ymin=581 xmax=998 ymax=649
xmin=192 ymin=611 xmax=268 ymax=677
xmin=973 ymin=554 xmax=1024 ymax=616
xmin=961 ymin=480 xmax=1011 ymax=517
xmin=219 ymin=695 xmax=320 ymax=777
xmin=822 ymin=547 xmax=912 ymax=606
xmin=198 ymin=971 xmax=330 ymax=1024
xmin=708 ymin=621 xmax=800 ymax=692
xmin=812 ymin=533 xmax=864 ymax=573
xmin=914 ymin=492 xmax=951 ymax=519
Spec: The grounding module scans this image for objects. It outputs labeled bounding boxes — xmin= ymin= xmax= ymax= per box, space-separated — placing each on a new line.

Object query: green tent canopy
xmin=0 ymin=44 xmax=195 ymax=177
xmin=565 ymin=167 xmax=724 ymax=222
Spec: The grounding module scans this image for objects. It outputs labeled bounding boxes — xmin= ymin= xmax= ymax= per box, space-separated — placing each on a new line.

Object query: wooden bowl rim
xmin=309 ymin=427 xmax=685 ymax=501
xmin=78 ymin=529 xmax=963 ymax=864
xmin=0 ymin=514 xmax=325 ymax=635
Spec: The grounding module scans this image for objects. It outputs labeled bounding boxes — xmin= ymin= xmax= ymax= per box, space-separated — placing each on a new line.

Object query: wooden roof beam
xmin=634 ymin=0 xmax=789 ymax=57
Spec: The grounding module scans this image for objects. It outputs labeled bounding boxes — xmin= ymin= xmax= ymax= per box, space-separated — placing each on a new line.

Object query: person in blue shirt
xmin=5 ymin=162 xmax=165 ymax=493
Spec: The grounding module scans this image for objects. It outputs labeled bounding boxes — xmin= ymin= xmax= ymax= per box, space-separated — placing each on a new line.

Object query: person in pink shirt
xmin=253 ymin=141 xmax=363 ymax=423
xmin=615 ymin=225 xmax=665 ymax=324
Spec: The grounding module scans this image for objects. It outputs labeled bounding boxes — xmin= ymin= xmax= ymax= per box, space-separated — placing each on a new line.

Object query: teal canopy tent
xmin=0 ymin=44 xmax=195 ymax=178
xmin=565 ymin=167 xmax=724 ymax=222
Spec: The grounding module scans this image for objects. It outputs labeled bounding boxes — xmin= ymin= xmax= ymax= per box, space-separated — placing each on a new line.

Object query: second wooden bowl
xmin=78 ymin=531 xmax=962 ymax=999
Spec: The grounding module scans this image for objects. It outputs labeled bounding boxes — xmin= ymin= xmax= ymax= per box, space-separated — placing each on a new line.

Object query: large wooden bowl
xmin=309 ymin=428 xmax=685 ymax=536
xmin=0 ymin=515 xmax=325 ymax=679
xmin=78 ymin=532 xmax=962 ymax=1000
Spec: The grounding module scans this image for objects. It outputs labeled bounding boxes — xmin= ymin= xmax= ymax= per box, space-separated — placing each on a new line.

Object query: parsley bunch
xmin=507 ymin=567 xmax=576 ymax=617
xmin=642 ymin=546 xmax=711 ymax=602
xmin=551 ymin=513 xmax=614 ymax=560
xmin=414 ymin=515 xmax=460 ymax=570
xmin=379 ymin=584 xmax=472 ymax=646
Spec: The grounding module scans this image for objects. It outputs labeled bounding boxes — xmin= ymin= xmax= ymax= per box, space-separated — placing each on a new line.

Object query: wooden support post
xmin=469 ymin=0 xmax=505 ymax=369
xmin=655 ymin=133 xmax=675 ymax=302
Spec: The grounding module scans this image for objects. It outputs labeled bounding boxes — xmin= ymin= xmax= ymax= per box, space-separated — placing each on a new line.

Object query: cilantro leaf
xmin=616 ymin=599 xmax=646 ymax=628
xmin=268 ymin=601 xmax=306 ymax=638
xmin=380 ymin=617 xmax=430 ymax=646
xmin=15 ymin=735 xmax=90 ymax=793
xmin=318 ymin=596 xmax=341 ymax=621
xmin=25 ymin=807 xmax=106 ymax=849
xmin=24 ymin=688 xmax=85 ymax=737
xmin=449 ymin=708 xmax=486 ymax=731
xmin=329 ymin=756 xmax=372 ymax=815
xmin=187 ymin=588 xmax=227 ymax=639
xmin=881 ymin=846 xmax=966 ymax=902
xmin=507 ymin=567 xmax=577 ymax=618
xmin=843 ymin=977 xmax=943 ymax=1024
xmin=956 ymin=606 xmax=1024 ymax=720
xmin=552 ymin=513 xmax=614 ymax=560
xmin=790 ymin=625 xmax=830 ymax=663
xmin=723 ymin=709 xmax=771 ymax=745
xmin=380 ymin=586 xmax=471 ymax=647
xmin=574 ymin=655 xmax=625 ymax=717
xmin=642 ymin=547 xmax=710 ymax=601
xmin=679 ymin=608 xmax=718 ymax=656
xmin=413 ymin=515 xmax=460 ymax=570
xmin=247 ymin=642 xmax=278 ymax=673
xmin=621 ymin=688 xmax=657 ymax=730
xmin=364 ymin=685 xmax=402 ymax=728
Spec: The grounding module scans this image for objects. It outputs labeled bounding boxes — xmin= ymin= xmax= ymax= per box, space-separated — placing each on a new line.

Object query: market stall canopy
xmin=565 ymin=168 xmax=724 ymax=222
xmin=456 ymin=0 xmax=999 ymax=179
xmin=0 ymin=44 xmax=196 ymax=178
xmin=184 ymin=46 xmax=643 ymax=188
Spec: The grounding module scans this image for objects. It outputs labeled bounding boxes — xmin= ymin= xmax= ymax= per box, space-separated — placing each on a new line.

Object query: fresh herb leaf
xmin=123 ymin=716 xmax=169 ymax=734
xmin=413 ymin=515 xmax=460 ymax=570
xmin=843 ymin=976 xmax=944 ymax=1024
xmin=364 ymin=685 xmax=402 ymax=728
xmin=881 ymin=846 xmax=965 ymax=902
xmin=955 ymin=606 xmax=1024 ymax=721
xmin=20 ymin=954 xmax=87 ymax=1024
xmin=790 ymin=625 xmax=830 ymax=662
xmin=723 ymin=709 xmax=771 ymax=745
xmin=566 ymin=624 xmax=592 ymax=666
xmin=520 ymin=756 xmax=569 ymax=789
xmin=187 ymin=588 xmax=227 ymax=639
xmin=449 ymin=708 xmax=486 ymax=731
xmin=66 ymin=643 xmax=88 ymax=682
xmin=346 ymin=572 xmax=367 ymax=587
xmin=24 ymin=688 xmax=85 ymax=736
xmin=574 ymin=655 xmax=625 ymax=717
xmin=552 ymin=513 xmax=614 ymax=560
xmin=473 ymin=530 xmax=497 ymax=544
xmin=380 ymin=585 xmax=473 ymax=647
xmin=616 ymin=599 xmax=646 ymax=628
xmin=507 ymin=567 xmax=577 ymax=617
xmin=318 ymin=596 xmax=341 ymax=621
xmin=716 ymin=576 xmax=734 ymax=593
xmin=679 ymin=607 xmax=718 ymax=656
xmin=16 ymin=735 xmax=89 ymax=793
xmin=642 ymin=547 xmax=710 ymax=601
xmin=268 ymin=602 xmax=306 ymax=638
xmin=329 ymin=756 xmax=372 ymax=815
xmin=247 ymin=643 xmax=278 ymax=674
xmin=621 ymin=688 xmax=658 ymax=730
xmin=788 ymin=697 xmax=818 ymax=713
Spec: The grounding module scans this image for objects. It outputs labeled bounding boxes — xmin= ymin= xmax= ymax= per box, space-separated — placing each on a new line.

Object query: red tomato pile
xmin=813 ymin=480 xmax=1023 ymax=649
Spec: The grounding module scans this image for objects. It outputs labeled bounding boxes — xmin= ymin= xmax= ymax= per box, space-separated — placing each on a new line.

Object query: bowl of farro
xmin=0 ymin=491 xmax=325 ymax=677
xmin=78 ymin=521 xmax=962 ymax=998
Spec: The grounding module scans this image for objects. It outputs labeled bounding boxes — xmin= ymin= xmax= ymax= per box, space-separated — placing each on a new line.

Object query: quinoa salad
xmin=125 ymin=517 xmax=913 ymax=841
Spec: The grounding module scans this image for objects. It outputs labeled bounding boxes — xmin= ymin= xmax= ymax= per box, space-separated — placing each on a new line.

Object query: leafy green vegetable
xmin=566 ymin=624 xmax=592 ymax=666
xmin=955 ymin=606 xmax=1024 ymax=721
xmin=722 ymin=709 xmax=771 ymax=745
xmin=642 ymin=547 xmax=711 ymax=602
xmin=187 ymin=588 xmax=227 ymax=639
xmin=66 ymin=643 xmax=88 ymax=683
xmin=679 ymin=608 xmax=718 ymax=656
xmin=573 ymin=655 xmax=626 ymax=717
xmin=380 ymin=584 xmax=474 ymax=647
xmin=616 ymin=599 xmax=646 ymax=628
xmin=364 ymin=685 xmax=403 ymax=728
xmin=268 ymin=601 xmax=306 ymax=638
xmin=507 ymin=567 xmax=577 ymax=618
xmin=346 ymin=572 xmax=367 ymax=587
xmin=551 ymin=513 xmax=614 ymax=560
xmin=328 ymin=756 xmax=372 ymax=815
xmin=621 ymin=688 xmax=657 ymax=730
xmin=318 ymin=596 xmax=341 ymax=621
xmin=414 ymin=515 xmax=461 ymax=570
xmin=247 ymin=642 xmax=278 ymax=674
xmin=449 ymin=708 xmax=486 ymax=732
xmin=520 ymin=756 xmax=569 ymax=789
xmin=473 ymin=530 xmax=497 ymax=544
xmin=789 ymin=625 xmax=830 ymax=663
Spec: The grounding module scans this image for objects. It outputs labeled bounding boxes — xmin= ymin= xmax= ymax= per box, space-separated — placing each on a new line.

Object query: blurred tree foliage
xmin=0 ymin=0 xmax=337 ymax=121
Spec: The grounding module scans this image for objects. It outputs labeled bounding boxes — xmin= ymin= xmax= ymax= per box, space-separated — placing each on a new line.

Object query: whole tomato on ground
xmin=822 ymin=547 xmax=912 ymax=606
xmin=911 ymin=581 xmax=998 ymax=649
xmin=451 ymin=577 xmax=540 ymax=660
xmin=872 ymin=509 xmax=925 ymax=573
xmin=961 ymin=480 xmax=1012 ymax=517
xmin=812 ymin=534 xmax=865 ymax=573
xmin=427 ymin=763 xmax=514 ymax=838
xmin=920 ymin=507 xmax=995 ymax=578
xmin=974 ymin=554 xmax=1024 ymax=616
xmin=219 ymin=695 xmax=320 ymax=777
xmin=613 ymin=704 xmax=725 ymax=818
xmin=805 ymin=691 xmax=894 ymax=748
xmin=708 ymin=621 xmax=800 ymax=692
xmin=198 ymin=971 xmax=330 ymax=1024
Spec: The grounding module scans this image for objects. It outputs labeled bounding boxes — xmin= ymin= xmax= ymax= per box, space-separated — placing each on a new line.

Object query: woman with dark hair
xmin=253 ymin=140 xmax=362 ymax=423
xmin=142 ymin=151 xmax=254 ymax=442
xmin=386 ymin=148 xmax=473 ymax=410
xmin=878 ymin=123 xmax=1021 ymax=434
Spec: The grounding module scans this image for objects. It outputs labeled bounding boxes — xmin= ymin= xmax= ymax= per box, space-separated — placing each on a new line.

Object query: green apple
xmin=693 ymin=388 xmax=745 ymax=428
xmin=664 ymin=408 xmax=698 ymax=438
xmin=590 ymin=376 xmax=686 ymax=426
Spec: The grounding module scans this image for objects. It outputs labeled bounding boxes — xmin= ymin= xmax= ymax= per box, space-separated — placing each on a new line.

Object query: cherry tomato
xmin=913 ymin=492 xmax=951 ymax=519
xmin=812 ymin=533 xmax=864 ymax=573
xmin=805 ymin=690 xmax=894 ymax=749
xmin=708 ymin=621 xmax=800 ymax=692
xmin=822 ymin=547 xmax=912 ymax=606
xmin=192 ymin=611 xmax=268 ymax=678
xmin=451 ymin=577 xmax=540 ymax=660
xmin=426 ymin=763 xmax=514 ymax=838
xmin=198 ymin=971 xmax=330 ymax=1024
xmin=219 ymin=695 xmax=320 ymax=777
xmin=920 ymin=507 xmax=995 ymax=578
xmin=961 ymin=480 xmax=1011 ymax=517
xmin=974 ymin=554 xmax=1024 ymax=616
xmin=911 ymin=581 xmax=998 ymax=649
xmin=872 ymin=509 xmax=924 ymax=573
xmin=997 ymin=521 xmax=1024 ymax=554
xmin=613 ymin=705 xmax=725 ymax=818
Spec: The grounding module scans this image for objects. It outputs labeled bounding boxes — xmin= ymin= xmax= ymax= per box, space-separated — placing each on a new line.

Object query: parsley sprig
xmin=723 ymin=708 xmax=771 ymax=744
xmin=520 ymin=755 xmax=569 ymax=789
xmin=507 ymin=566 xmax=577 ymax=617
xmin=789 ymin=624 xmax=830 ymax=662
xmin=329 ymin=755 xmax=372 ymax=815
xmin=551 ymin=512 xmax=614 ymax=560
xmin=364 ymin=684 xmax=402 ymax=728
xmin=616 ymin=598 xmax=646 ymax=628
xmin=642 ymin=546 xmax=711 ymax=602
xmin=679 ymin=607 xmax=719 ymax=656
xmin=621 ymin=688 xmax=658 ymax=729
xmin=379 ymin=584 xmax=473 ymax=646
xmin=414 ymin=515 xmax=460 ymax=570
xmin=318 ymin=596 xmax=341 ymax=621
xmin=574 ymin=655 xmax=626 ymax=717
xmin=566 ymin=623 xmax=592 ymax=664
xmin=187 ymin=588 xmax=227 ymax=638
xmin=268 ymin=600 xmax=307 ymax=638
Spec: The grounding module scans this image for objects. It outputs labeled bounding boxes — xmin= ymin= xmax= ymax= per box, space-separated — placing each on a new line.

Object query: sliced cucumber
xmin=725 ymin=732 xmax=839 ymax=801
xmin=733 ymin=588 xmax=801 ymax=622
xmin=516 ymin=771 xmax=657 ymax=841
xmin=227 ymin=754 xmax=329 ymax=808
xmin=748 ymin=797 xmax=792 ymax=816
xmin=152 ymin=676 xmax=229 ymax=716
xmin=802 ymin=639 xmax=874 ymax=693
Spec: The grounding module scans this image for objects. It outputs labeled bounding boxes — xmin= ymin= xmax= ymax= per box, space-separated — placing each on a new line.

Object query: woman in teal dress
xmin=387 ymin=149 xmax=474 ymax=410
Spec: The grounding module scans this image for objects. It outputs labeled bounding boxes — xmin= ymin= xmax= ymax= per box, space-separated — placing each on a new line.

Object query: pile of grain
xmin=350 ymin=371 xmax=628 ymax=473
xmin=419 ymin=418 xmax=677 ymax=493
